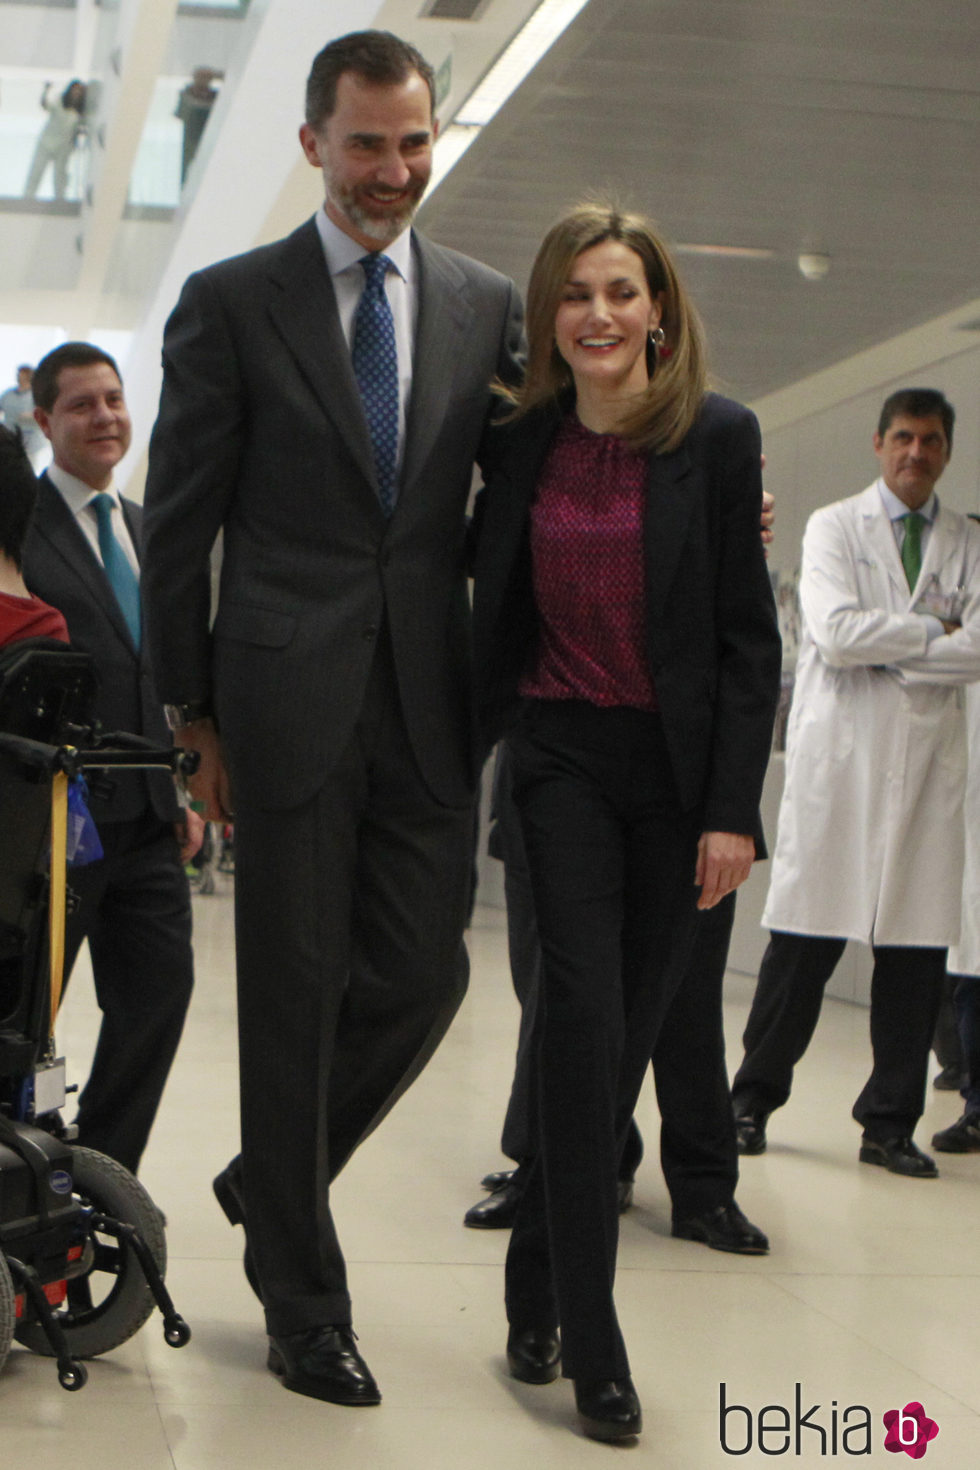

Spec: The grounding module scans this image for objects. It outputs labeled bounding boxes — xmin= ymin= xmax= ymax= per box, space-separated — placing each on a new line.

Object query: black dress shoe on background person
xmin=672 ymin=1201 xmax=769 ymax=1254
xmin=480 ymin=1168 xmax=516 ymax=1191
xmin=574 ymin=1377 xmax=642 ymax=1442
xmin=506 ymin=1326 xmax=561 ymax=1384
xmin=213 ymin=1162 xmax=261 ymax=1298
xmin=931 ymin=1109 xmax=980 ymax=1152
xmin=464 ymin=1169 xmax=524 ymax=1228
xmin=267 ymin=1325 xmax=381 ymax=1405
xmin=616 ymin=1177 xmax=634 ymax=1212
xmin=859 ymin=1135 xmax=938 ymax=1177
xmin=932 ymin=1063 xmax=967 ymax=1091
xmin=734 ymin=1110 xmax=769 ymax=1155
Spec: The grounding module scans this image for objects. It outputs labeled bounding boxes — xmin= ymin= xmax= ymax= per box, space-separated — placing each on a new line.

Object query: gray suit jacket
xmin=143 ymin=217 xmax=523 ymax=811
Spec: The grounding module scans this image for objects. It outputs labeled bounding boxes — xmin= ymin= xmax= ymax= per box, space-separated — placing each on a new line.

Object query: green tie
xmin=900 ymin=512 xmax=925 ymax=591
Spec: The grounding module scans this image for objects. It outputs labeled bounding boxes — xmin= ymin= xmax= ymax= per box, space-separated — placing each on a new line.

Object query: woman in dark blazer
xmin=471 ymin=203 xmax=781 ymax=1444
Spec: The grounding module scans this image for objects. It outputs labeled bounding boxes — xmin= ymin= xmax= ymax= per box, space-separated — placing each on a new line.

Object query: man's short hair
xmin=0 ymin=424 xmax=39 ymax=570
xmin=305 ymin=29 xmax=436 ymax=129
xmin=878 ymin=388 xmax=955 ymax=451
xmin=32 ymin=342 xmax=121 ymax=413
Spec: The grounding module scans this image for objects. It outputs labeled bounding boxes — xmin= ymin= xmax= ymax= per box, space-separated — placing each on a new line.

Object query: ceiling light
xmin=674 ymin=244 xmax=776 ymax=260
xmin=798 ymin=251 xmax=831 ymax=281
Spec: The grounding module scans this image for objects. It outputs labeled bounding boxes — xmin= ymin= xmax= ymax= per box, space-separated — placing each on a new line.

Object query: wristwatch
xmin=164 ymin=701 xmax=211 ymax=731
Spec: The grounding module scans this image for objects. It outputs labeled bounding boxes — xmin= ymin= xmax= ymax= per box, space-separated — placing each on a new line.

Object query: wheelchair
xmin=0 ymin=640 xmax=195 ymax=1390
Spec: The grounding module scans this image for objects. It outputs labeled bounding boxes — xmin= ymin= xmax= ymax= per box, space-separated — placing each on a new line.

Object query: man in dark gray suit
xmin=141 ymin=31 xmax=523 ymax=1407
xmin=24 ymin=342 xmax=199 ymax=1175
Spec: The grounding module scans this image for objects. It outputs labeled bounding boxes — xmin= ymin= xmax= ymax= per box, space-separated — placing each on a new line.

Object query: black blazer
xmin=22 ymin=476 xmax=177 ymax=826
xmin=471 ymin=392 xmax=782 ymax=837
xmin=142 ymin=217 xmax=525 ymax=812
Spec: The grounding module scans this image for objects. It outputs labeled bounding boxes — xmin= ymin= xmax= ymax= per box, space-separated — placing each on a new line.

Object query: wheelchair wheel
xmin=14 ymin=1146 xmax=166 ymax=1360
xmin=0 ymin=1252 xmax=15 ymax=1373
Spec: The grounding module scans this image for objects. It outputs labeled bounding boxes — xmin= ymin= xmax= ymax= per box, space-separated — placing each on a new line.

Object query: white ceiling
xmin=418 ymin=0 xmax=980 ymax=401
xmin=2 ymin=0 xmax=979 ymax=410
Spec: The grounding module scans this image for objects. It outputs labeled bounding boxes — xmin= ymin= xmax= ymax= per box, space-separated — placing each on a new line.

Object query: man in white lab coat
xmin=731 ymin=388 xmax=980 ymax=1177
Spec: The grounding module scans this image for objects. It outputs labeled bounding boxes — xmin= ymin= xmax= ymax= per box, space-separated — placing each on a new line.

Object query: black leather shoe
xmin=672 ymin=1201 xmax=769 ymax=1254
xmin=734 ymin=1110 xmax=768 ymax=1155
xmin=617 ymin=1178 xmax=634 ymax=1213
xmin=506 ymin=1326 xmax=561 ymax=1384
xmin=574 ymin=1377 xmax=642 ymax=1442
xmin=931 ymin=1110 xmax=980 ymax=1153
xmin=267 ymin=1325 xmax=381 ymax=1405
xmin=213 ymin=1163 xmax=261 ymax=1298
xmin=480 ymin=1168 xmax=515 ymax=1191
xmin=859 ymin=1135 xmax=938 ymax=1177
xmin=932 ymin=1063 xmax=967 ymax=1091
xmin=464 ymin=1176 xmax=523 ymax=1228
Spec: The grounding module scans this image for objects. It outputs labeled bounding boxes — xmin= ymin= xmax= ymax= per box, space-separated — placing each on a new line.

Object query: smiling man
xmin=141 ymin=30 xmax=523 ymax=1408
xmin=22 ymin=342 xmax=198 ymax=1177
xmin=730 ymin=388 xmax=980 ymax=1179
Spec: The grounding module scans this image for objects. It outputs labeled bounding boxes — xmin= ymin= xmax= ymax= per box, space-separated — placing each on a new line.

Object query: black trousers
xmin=504 ymin=702 xmax=701 ymax=1382
xmin=947 ymin=971 xmax=980 ymax=1112
xmin=731 ymin=930 xmax=946 ymax=1139
xmin=62 ymin=811 xmax=194 ymax=1173
xmin=231 ymin=631 xmax=475 ymax=1337
xmin=492 ymin=740 xmax=738 ymax=1214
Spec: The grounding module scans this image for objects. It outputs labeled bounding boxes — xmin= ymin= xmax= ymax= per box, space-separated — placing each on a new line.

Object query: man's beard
xmin=328 ymin=175 xmax=427 ymax=244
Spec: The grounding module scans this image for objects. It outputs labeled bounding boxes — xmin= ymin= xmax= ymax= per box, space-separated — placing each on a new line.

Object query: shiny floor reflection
xmin=4 ymin=887 xmax=978 ymax=1467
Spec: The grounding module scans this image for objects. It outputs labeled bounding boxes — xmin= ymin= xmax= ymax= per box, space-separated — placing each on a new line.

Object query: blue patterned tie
xmin=92 ymin=492 xmax=141 ymax=649
xmin=351 ymin=253 xmax=399 ymax=517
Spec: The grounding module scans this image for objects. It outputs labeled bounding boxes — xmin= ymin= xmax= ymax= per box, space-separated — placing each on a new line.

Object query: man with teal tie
xmin=23 ymin=342 xmax=200 ymax=1176
xmin=732 ymin=388 xmax=980 ymax=1178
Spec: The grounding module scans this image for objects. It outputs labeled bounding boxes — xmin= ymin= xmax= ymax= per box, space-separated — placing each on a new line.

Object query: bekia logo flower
xmin=883 ymin=1402 xmax=939 ymax=1458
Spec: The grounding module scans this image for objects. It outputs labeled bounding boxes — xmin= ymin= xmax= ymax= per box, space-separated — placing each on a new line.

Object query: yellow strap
xmin=48 ymin=769 xmax=69 ymax=1034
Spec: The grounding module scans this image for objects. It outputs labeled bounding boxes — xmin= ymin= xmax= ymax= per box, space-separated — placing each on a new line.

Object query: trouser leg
xmin=504 ymin=706 xmax=697 ymax=1382
xmin=24 ymin=144 xmax=51 ymax=197
xmin=656 ymin=892 xmax=738 ymax=1216
xmin=233 ymin=643 xmax=474 ymax=1338
xmin=730 ymin=931 xmax=847 ymax=1115
xmin=495 ymin=741 xmax=541 ymax=1165
xmin=496 ymin=737 xmax=643 ymax=1176
xmin=61 ymin=815 xmax=193 ymax=1174
xmin=931 ymin=973 xmax=963 ymax=1073
xmin=952 ymin=974 xmax=980 ymax=1111
xmin=852 ymin=945 xmax=945 ymax=1139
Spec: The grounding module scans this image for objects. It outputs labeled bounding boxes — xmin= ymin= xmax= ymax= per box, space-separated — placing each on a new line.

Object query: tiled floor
xmin=3 ymin=883 xmax=977 ymax=1466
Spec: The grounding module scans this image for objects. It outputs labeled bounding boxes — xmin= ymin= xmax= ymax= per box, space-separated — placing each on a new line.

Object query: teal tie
xmin=900 ymin=512 xmax=925 ymax=591
xmin=92 ymin=492 xmax=141 ymax=649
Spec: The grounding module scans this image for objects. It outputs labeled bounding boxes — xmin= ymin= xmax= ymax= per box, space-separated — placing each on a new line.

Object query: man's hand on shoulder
xmin=176 ymin=716 xmax=234 ymax=821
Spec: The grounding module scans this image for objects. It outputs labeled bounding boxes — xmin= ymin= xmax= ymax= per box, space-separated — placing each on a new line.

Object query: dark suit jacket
xmin=22 ymin=476 xmax=177 ymax=825
xmin=471 ymin=392 xmax=782 ymax=838
xmin=142 ymin=216 xmax=524 ymax=812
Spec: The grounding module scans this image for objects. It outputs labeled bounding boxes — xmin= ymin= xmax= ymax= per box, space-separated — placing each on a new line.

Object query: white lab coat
xmin=947 ymin=683 xmax=980 ymax=975
xmin=763 ymin=481 xmax=980 ymax=947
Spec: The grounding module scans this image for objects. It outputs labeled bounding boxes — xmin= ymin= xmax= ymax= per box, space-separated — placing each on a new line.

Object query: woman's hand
xmin=695 ymin=831 xmax=755 ymax=909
